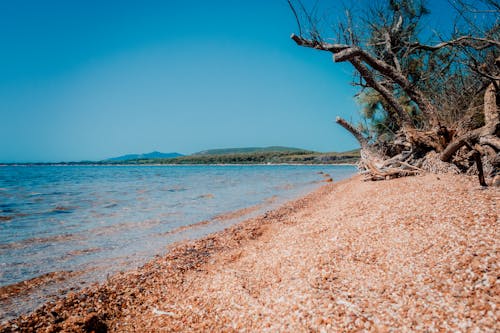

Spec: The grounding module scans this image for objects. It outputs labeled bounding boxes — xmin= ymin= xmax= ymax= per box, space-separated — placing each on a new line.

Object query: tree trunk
xmin=335 ymin=116 xmax=368 ymax=148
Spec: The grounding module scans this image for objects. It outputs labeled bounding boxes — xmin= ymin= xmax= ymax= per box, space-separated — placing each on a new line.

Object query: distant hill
xmin=98 ymin=147 xmax=360 ymax=165
xmin=128 ymin=148 xmax=360 ymax=165
xmin=193 ymin=146 xmax=312 ymax=156
xmin=105 ymin=151 xmax=183 ymax=162
xmin=8 ymin=148 xmax=359 ymax=165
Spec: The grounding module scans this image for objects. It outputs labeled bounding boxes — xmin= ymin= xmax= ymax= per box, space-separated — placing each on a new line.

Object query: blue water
xmin=0 ymin=165 xmax=355 ymax=318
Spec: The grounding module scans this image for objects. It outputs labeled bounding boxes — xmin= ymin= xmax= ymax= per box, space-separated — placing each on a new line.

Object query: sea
xmin=0 ymin=164 xmax=356 ymax=320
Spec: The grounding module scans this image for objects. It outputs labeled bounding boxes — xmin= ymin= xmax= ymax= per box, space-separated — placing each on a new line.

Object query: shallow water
xmin=0 ymin=164 xmax=355 ymax=319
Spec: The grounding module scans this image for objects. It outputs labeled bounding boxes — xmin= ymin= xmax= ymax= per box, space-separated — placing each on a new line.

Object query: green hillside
xmin=127 ymin=149 xmax=360 ymax=165
xmin=192 ymin=146 xmax=312 ymax=156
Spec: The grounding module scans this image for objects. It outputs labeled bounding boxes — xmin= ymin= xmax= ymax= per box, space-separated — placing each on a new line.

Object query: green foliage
xmin=6 ymin=149 xmax=361 ymax=166
xmin=120 ymin=150 xmax=360 ymax=165
xmin=192 ymin=146 xmax=309 ymax=156
xmin=356 ymin=89 xmax=403 ymax=141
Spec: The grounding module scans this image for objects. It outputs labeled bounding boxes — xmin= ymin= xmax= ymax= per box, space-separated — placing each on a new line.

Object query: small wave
xmin=0 ymin=204 xmax=16 ymax=213
xmin=86 ymin=219 xmax=162 ymax=237
xmin=66 ymin=247 xmax=101 ymax=257
xmin=159 ymin=219 xmax=212 ymax=236
xmin=165 ymin=187 xmax=188 ymax=193
xmin=0 ymin=233 xmax=78 ymax=251
xmin=0 ymin=270 xmax=81 ymax=301
xmin=159 ymin=202 xmax=265 ymax=238
xmin=212 ymin=204 xmax=262 ymax=222
xmin=49 ymin=206 xmax=77 ymax=214
xmin=0 ymin=212 xmax=29 ymax=221
xmin=47 ymin=191 xmax=66 ymax=196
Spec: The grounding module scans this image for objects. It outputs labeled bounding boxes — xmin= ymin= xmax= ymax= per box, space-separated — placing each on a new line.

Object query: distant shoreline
xmin=1 ymin=148 xmax=361 ymax=166
xmin=0 ymin=162 xmax=359 ymax=167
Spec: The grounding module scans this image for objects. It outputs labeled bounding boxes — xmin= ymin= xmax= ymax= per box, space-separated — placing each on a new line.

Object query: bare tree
xmin=288 ymin=0 xmax=499 ymax=183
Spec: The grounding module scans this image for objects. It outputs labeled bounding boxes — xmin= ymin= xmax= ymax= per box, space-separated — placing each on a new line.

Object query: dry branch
xmin=291 ymin=34 xmax=440 ymax=127
xmin=288 ymin=0 xmax=499 ymax=185
xmin=335 ymin=116 xmax=369 ymax=148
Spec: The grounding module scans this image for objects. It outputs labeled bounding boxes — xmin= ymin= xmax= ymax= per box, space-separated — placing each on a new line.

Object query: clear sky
xmin=0 ymin=0 xmax=454 ymax=162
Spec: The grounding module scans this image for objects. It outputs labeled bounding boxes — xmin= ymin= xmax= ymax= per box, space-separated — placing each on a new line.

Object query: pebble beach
xmin=1 ymin=173 xmax=498 ymax=332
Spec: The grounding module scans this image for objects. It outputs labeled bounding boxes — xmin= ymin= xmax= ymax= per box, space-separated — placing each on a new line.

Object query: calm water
xmin=0 ymin=165 xmax=355 ymax=318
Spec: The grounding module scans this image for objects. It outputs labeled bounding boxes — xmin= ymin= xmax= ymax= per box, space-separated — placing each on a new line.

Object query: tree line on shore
xmin=3 ymin=150 xmax=360 ymax=165
xmin=128 ymin=150 xmax=360 ymax=165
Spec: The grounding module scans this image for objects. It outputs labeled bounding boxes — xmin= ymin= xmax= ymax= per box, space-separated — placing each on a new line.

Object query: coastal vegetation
xmin=1 ymin=147 xmax=359 ymax=165
xmin=105 ymin=152 xmax=183 ymax=162
xmin=191 ymin=146 xmax=308 ymax=156
xmin=288 ymin=0 xmax=499 ymax=184
xmin=111 ymin=148 xmax=360 ymax=165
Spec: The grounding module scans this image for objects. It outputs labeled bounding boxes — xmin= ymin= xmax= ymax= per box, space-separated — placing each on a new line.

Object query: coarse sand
xmin=1 ymin=174 xmax=498 ymax=332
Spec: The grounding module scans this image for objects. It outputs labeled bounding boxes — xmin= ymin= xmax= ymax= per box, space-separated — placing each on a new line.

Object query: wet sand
xmin=1 ymin=174 xmax=498 ymax=332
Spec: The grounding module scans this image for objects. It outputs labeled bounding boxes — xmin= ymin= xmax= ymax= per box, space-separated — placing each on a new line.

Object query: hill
xmin=192 ymin=146 xmax=311 ymax=156
xmin=106 ymin=151 xmax=182 ymax=162
xmin=128 ymin=149 xmax=360 ymax=165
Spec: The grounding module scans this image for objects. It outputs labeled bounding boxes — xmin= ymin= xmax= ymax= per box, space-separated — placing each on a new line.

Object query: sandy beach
xmin=1 ymin=174 xmax=498 ymax=332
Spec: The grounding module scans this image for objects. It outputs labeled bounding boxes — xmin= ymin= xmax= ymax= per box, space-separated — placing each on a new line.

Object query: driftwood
xmin=363 ymin=160 xmax=420 ymax=181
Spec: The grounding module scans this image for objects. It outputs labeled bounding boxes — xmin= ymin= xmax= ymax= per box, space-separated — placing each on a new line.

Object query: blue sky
xmin=0 ymin=0 xmax=454 ymax=162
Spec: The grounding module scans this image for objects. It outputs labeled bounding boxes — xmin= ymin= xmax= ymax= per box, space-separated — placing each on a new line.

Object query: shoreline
xmin=1 ymin=174 xmax=498 ymax=331
xmin=0 ymin=177 xmax=344 ymax=326
xmin=0 ymin=171 xmax=342 ymax=322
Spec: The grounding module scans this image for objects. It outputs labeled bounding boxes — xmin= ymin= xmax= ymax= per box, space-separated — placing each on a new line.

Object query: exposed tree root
xmin=289 ymin=7 xmax=499 ymax=186
xmin=362 ymin=159 xmax=421 ymax=181
xmin=351 ymin=81 xmax=499 ymax=186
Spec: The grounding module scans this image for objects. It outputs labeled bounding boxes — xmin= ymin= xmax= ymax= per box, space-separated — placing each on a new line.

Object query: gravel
xmin=1 ymin=174 xmax=498 ymax=332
